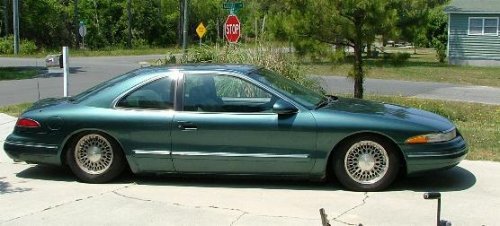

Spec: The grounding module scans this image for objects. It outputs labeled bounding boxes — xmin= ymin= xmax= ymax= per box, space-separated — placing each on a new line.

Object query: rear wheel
xmin=66 ymin=132 xmax=125 ymax=183
xmin=333 ymin=135 xmax=400 ymax=191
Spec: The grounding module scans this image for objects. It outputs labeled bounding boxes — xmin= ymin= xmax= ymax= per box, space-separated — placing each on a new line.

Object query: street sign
xmin=224 ymin=15 xmax=240 ymax=43
xmin=196 ymin=22 xmax=207 ymax=38
xmin=223 ymin=1 xmax=243 ymax=14
xmin=79 ymin=23 xmax=87 ymax=38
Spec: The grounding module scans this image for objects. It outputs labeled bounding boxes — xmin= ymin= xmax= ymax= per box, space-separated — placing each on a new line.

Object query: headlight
xmin=405 ymin=128 xmax=457 ymax=144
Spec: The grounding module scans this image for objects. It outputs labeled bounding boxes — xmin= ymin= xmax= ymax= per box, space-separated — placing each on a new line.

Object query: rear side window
xmin=117 ymin=77 xmax=174 ymax=110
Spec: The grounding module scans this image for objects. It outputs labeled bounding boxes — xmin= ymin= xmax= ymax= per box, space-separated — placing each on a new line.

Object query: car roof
xmin=136 ymin=64 xmax=262 ymax=76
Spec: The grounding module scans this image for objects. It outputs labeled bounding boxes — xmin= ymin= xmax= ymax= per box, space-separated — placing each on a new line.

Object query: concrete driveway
xmin=1 ymin=113 xmax=499 ymax=226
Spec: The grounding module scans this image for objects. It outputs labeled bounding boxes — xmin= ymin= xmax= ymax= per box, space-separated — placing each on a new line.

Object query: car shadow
xmin=390 ymin=166 xmax=476 ymax=192
xmin=16 ymin=165 xmax=75 ymax=182
xmin=36 ymin=67 xmax=85 ymax=78
xmin=15 ymin=165 xmax=476 ymax=192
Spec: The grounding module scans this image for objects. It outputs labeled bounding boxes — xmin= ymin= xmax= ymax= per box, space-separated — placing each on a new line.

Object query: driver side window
xmin=183 ymin=74 xmax=275 ymax=113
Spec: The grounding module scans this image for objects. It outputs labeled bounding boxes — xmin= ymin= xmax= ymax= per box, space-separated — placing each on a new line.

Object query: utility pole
xmin=3 ymin=0 xmax=8 ymax=36
xmin=182 ymin=0 xmax=188 ymax=54
xmin=12 ymin=0 xmax=19 ymax=55
xmin=127 ymin=0 xmax=131 ymax=48
xmin=74 ymin=0 xmax=79 ymax=47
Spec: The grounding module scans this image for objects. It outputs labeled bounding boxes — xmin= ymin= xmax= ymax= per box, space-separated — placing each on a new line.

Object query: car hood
xmin=317 ymin=97 xmax=454 ymax=132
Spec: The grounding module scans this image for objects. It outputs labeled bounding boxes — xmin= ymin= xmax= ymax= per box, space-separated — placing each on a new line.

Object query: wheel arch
xmin=325 ymin=131 xmax=407 ymax=179
xmin=59 ymin=129 xmax=130 ymax=169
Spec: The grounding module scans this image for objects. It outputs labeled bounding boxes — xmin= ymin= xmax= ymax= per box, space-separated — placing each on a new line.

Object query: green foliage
xmin=178 ymin=44 xmax=323 ymax=92
xmin=0 ymin=36 xmax=38 ymax=54
xmin=383 ymin=52 xmax=411 ymax=66
xmin=432 ymin=38 xmax=446 ymax=63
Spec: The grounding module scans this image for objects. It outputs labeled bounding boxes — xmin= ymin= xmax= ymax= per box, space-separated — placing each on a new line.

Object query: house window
xmin=468 ymin=17 xmax=499 ymax=36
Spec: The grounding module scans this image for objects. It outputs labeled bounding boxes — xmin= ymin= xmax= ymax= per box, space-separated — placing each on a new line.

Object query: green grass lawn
xmin=1 ymin=97 xmax=498 ymax=161
xmin=0 ymin=103 xmax=32 ymax=117
xmin=0 ymin=67 xmax=40 ymax=81
xmin=306 ymin=48 xmax=500 ymax=87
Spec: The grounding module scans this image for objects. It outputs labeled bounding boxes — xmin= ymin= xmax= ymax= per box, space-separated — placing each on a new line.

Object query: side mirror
xmin=272 ymin=99 xmax=298 ymax=114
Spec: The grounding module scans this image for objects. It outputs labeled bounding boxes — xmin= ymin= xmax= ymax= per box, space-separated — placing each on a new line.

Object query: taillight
xmin=16 ymin=118 xmax=41 ymax=128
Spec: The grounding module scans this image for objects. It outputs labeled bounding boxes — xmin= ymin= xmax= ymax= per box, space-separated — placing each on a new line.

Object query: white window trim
xmin=468 ymin=17 xmax=499 ymax=36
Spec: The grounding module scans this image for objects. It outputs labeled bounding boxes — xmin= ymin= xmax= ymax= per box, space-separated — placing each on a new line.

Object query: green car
xmin=4 ymin=65 xmax=467 ymax=191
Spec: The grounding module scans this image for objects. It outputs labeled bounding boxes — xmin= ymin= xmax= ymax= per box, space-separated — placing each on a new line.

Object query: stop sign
xmin=224 ymin=15 xmax=241 ymax=43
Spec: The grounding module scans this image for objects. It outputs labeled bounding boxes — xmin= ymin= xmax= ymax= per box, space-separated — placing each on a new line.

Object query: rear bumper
xmin=3 ymin=134 xmax=61 ymax=165
xmin=403 ymin=136 xmax=468 ymax=175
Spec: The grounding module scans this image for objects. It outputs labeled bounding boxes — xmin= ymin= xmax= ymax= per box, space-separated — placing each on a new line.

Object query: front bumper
xmin=403 ymin=135 xmax=468 ymax=175
xmin=3 ymin=134 xmax=61 ymax=165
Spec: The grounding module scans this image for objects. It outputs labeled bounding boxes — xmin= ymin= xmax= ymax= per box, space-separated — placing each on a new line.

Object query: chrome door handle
xmin=177 ymin=121 xmax=198 ymax=131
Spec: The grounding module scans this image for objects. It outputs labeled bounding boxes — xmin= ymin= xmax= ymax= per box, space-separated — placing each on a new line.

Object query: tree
xmin=395 ymin=0 xmax=430 ymax=54
xmin=290 ymin=0 xmax=397 ymax=98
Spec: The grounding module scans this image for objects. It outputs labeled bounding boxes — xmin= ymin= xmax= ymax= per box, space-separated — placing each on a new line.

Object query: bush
xmin=432 ymin=38 xmax=447 ymax=63
xmin=0 ymin=36 xmax=14 ymax=54
xmin=20 ymin=39 xmax=38 ymax=55
xmin=383 ymin=52 xmax=411 ymax=66
xmin=0 ymin=36 xmax=38 ymax=55
xmin=174 ymin=44 xmax=324 ymax=92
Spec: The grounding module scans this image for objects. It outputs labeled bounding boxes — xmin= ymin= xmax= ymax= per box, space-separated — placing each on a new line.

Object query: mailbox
xmin=45 ymin=54 xmax=63 ymax=68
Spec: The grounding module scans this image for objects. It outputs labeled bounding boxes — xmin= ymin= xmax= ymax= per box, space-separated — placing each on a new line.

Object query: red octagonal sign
xmin=225 ymin=15 xmax=241 ymax=43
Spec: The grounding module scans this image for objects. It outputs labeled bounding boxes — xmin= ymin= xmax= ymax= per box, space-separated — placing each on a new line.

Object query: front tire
xmin=333 ymin=135 xmax=400 ymax=191
xmin=66 ymin=132 xmax=125 ymax=183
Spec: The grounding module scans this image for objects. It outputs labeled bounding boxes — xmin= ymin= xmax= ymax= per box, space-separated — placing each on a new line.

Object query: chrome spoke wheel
xmin=74 ymin=134 xmax=114 ymax=175
xmin=344 ymin=140 xmax=389 ymax=185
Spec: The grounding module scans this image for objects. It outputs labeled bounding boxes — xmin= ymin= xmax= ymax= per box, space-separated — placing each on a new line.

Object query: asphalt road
xmin=1 ymin=55 xmax=499 ymax=106
xmin=0 ymin=113 xmax=499 ymax=226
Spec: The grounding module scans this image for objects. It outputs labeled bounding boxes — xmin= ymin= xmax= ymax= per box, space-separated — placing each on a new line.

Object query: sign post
xmin=79 ymin=21 xmax=87 ymax=49
xmin=224 ymin=15 xmax=241 ymax=43
xmin=196 ymin=22 xmax=207 ymax=47
xmin=62 ymin=46 xmax=69 ymax=97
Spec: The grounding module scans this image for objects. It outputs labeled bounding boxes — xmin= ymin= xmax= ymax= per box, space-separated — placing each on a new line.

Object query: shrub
xmin=383 ymin=52 xmax=411 ymax=66
xmin=432 ymin=38 xmax=447 ymax=63
xmin=0 ymin=36 xmax=14 ymax=54
xmin=0 ymin=36 xmax=38 ymax=55
xmin=175 ymin=44 xmax=323 ymax=92
xmin=20 ymin=39 xmax=38 ymax=55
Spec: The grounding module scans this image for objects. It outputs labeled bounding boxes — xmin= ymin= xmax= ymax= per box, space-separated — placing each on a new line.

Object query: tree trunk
xmin=353 ymin=43 xmax=364 ymax=99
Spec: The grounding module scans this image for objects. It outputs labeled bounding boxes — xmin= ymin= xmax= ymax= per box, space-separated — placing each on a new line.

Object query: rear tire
xmin=333 ymin=135 xmax=399 ymax=191
xmin=66 ymin=132 xmax=125 ymax=183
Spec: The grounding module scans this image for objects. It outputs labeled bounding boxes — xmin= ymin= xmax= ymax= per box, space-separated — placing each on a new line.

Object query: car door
xmin=113 ymin=74 xmax=176 ymax=172
xmin=171 ymin=72 xmax=317 ymax=175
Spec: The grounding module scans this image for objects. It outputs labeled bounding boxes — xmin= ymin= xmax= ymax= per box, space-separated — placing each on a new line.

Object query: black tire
xmin=333 ymin=135 xmax=400 ymax=192
xmin=66 ymin=132 xmax=125 ymax=183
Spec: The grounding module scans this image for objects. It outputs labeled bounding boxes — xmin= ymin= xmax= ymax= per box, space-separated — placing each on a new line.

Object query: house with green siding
xmin=445 ymin=0 xmax=500 ymax=66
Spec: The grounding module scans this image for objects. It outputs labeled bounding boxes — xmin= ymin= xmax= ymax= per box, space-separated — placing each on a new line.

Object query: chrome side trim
xmin=171 ymin=151 xmax=309 ymax=159
xmin=133 ymin=150 xmax=171 ymax=155
xmin=407 ymin=149 xmax=466 ymax=158
xmin=4 ymin=141 xmax=58 ymax=149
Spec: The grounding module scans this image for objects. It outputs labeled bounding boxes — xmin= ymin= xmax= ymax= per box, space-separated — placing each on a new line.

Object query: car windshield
xmin=252 ymin=69 xmax=325 ymax=109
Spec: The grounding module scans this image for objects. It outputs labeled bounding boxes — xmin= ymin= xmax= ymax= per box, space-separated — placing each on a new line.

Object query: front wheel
xmin=333 ymin=135 xmax=400 ymax=191
xmin=66 ymin=132 xmax=125 ymax=183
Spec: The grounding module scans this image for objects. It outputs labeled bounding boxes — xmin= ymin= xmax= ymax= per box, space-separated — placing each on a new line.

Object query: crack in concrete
xmin=330 ymin=192 xmax=369 ymax=226
xmin=0 ymin=119 xmax=16 ymax=126
xmin=230 ymin=212 xmax=248 ymax=226
xmin=1 ymin=184 xmax=134 ymax=224
xmin=111 ymin=190 xmax=318 ymax=225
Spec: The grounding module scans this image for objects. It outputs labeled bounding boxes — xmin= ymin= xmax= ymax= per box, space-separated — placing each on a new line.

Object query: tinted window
xmin=183 ymin=74 xmax=275 ymax=113
xmin=117 ymin=77 xmax=174 ymax=110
